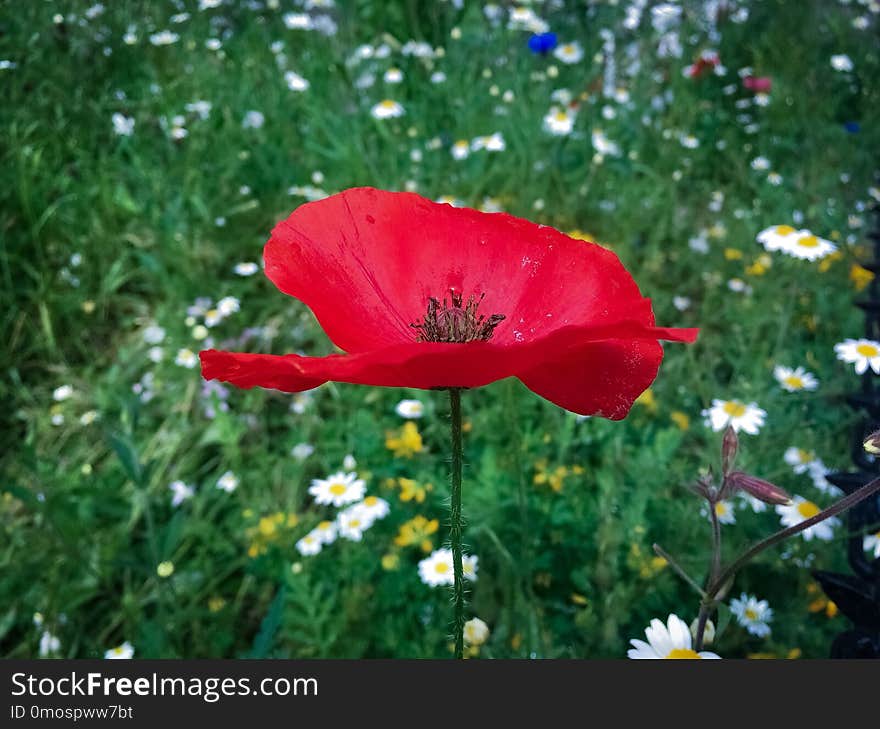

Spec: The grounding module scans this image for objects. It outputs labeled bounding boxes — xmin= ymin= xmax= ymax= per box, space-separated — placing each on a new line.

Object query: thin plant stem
xmin=710 ymin=475 xmax=880 ymax=598
xmin=692 ymin=474 xmax=880 ymax=650
xmin=448 ymin=388 xmax=465 ymax=659
xmin=652 ymin=544 xmax=705 ymax=598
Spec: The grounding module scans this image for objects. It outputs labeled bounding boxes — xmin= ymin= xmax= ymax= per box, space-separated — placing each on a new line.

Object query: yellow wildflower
xmin=850 ymin=263 xmax=874 ymax=291
xmin=635 ymin=388 xmax=657 ymax=412
xmin=670 ymin=410 xmax=690 ymax=430
xmin=385 ymin=422 xmax=424 ymax=457
xmin=394 ymin=515 xmax=439 ymax=552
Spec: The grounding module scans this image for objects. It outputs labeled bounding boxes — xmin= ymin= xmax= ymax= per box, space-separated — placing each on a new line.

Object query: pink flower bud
xmin=721 ymin=425 xmax=738 ymax=476
xmin=863 ymin=429 xmax=880 ymax=455
xmin=727 ymin=471 xmax=792 ymax=506
xmin=743 ymin=76 xmax=772 ymax=93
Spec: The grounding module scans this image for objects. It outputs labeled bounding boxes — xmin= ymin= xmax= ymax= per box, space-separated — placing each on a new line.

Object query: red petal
xmin=200 ymin=323 xmax=696 ymax=416
xmin=264 ymin=188 xmax=659 ymax=352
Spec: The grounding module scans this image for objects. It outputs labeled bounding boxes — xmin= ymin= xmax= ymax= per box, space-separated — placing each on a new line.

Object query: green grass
xmin=2 ymin=0 xmax=879 ymax=658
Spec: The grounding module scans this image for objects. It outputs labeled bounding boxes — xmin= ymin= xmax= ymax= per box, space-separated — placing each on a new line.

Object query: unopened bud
xmin=721 ymin=425 xmax=738 ymax=476
xmin=864 ymin=429 xmax=880 ymax=454
xmin=690 ymin=618 xmax=715 ymax=646
xmin=727 ymin=471 xmax=792 ymax=506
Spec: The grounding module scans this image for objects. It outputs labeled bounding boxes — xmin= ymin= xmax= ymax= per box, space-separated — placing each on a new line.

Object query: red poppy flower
xmin=200 ymin=188 xmax=697 ymax=418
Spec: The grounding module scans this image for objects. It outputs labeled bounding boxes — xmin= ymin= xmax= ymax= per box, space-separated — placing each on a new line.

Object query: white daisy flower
xmin=418 ymin=548 xmax=477 ymax=587
xmin=352 ymin=495 xmax=390 ymax=522
xmin=591 ymin=128 xmax=620 ymax=156
xmin=290 ymin=442 xmax=315 ymax=460
xmin=773 ymin=365 xmax=819 ymax=392
xmin=39 ymin=631 xmax=61 ymax=656
xmin=143 ymin=324 xmax=165 ymax=344
xmin=673 ymin=296 xmax=691 ymax=311
xmin=175 ymin=348 xmax=198 ymax=368
xmin=451 ymin=140 xmax=470 ymax=160
xmin=627 ymin=614 xmax=721 ymax=659
xmin=781 ymin=230 xmax=836 ymax=261
xmin=464 ymin=617 xmax=490 ymax=646
xmin=702 ymin=399 xmax=766 ymax=435
xmin=337 ymin=507 xmax=371 ymax=541
xmin=756 ymin=224 xmax=799 ymax=251
xmin=149 ymin=30 xmax=178 ymax=46
xmin=234 ymin=262 xmax=259 ymax=276
xmin=312 ymin=520 xmax=338 ymax=545
xmin=395 ymin=399 xmax=425 ymax=418
xmin=242 ymin=110 xmax=265 ymax=129
xmin=112 ymin=112 xmax=135 ymax=136
xmin=169 ymin=480 xmax=194 ymax=507
xmin=371 ymin=99 xmax=404 ymax=119
xmin=835 ymin=338 xmax=880 ymax=375
xmin=831 ymin=54 xmax=853 ymax=72
xmin=284 ymin=71 xmax=309 ymax=91
xmin=463 ymin=554 xmax=478 ymax=581
xmin=309 ymin=471 xmax=366 ymax=507
xmin=784 ymin=447 xmax=818 ymax=474
xmin=53 ymin=385 xmax=74 ymax=401
xmin=283 ymin=13 xmax=312 ymax=30
xmin=864 ymin=530 xmax=880 ymax=558
xmin=776 ymin=496 xmax=837 ymax=541
xmin=217 ymin=296 xmax=240 ymax=316
xmin=712 ymin=500 xmax=736 ymax=525
xmin=296 ymin=532 xmax=323 ymax=556
xmin=553 ymin=42 xmax=584 ymax=64
xmin=730 ymin=594 xmax=772 ymax=637
xmin=543 ymin=107 xmax=575 ymax=136
xmin=104 ymin=641 xmax=135 ymax=659
xmin=383 ymin=67 xmax=403 ymax=84
xmin=471 ymin=132 xmax=505 ymax=152
xmin=216 ymin=470 xmax=239 ymax=493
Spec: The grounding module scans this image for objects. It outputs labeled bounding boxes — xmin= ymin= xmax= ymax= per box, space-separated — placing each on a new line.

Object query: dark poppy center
xmin=411 ymin=290 xmax=505 ymax=343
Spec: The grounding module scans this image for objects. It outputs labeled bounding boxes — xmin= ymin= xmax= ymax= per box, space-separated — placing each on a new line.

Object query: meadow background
xmin=2 ymin=0 xmax=879 ymax=659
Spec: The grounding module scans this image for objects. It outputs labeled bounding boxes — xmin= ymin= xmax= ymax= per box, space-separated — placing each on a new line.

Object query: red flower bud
xmin=727 ymin=471 xmax=792 ymax=506
xmin=721 ymin=425 xmax=738 ymax=476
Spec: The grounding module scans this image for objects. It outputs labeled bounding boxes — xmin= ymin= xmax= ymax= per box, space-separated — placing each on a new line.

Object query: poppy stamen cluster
xmin=411 ymin=290 xmax=506 ymax=343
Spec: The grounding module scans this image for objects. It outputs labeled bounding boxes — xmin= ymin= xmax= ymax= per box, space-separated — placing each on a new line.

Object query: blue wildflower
xmin=528 ymin=33 xmax=558 ymax=56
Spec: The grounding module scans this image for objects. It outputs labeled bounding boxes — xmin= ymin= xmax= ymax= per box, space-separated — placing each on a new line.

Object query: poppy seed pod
xmin=727 ymin=471 xmax=792 ymax=506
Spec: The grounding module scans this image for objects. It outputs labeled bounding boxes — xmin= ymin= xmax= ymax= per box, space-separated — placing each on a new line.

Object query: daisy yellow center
xmin=745 ymin=608 xmax=758 ymax=620
xmin=715 ymin=502 xmax=728 ymax=516
xmin=364 ymin=496 xmax=377 ymax=506
xmin=349 ymin=519 xmax=361 ymax=528
xmin=797 ymin=500 xmax=820 ymax=518
xmin=798 ymin=449 xmax=813 ymax=462
xmin=112 ymin=647 xmax=125 ymax=655
xmin=784 ymin=375 xmax=805 ymax=388
xmin=856 ymin=344 xmax=879 ymax=358
xmin=797 ymin=235 xmax=819 ymax=248
xmin=563 ymin=44 xmax=574 ymax=53
xmin=775 ymin=225 xmax=796 ymax=236
xmin=328 ymin=483 xmax=347 ymax=495
xmin=722 ymin=401 xmax=747 ymax=417
xmin=666 ymin=648 xmax=701 ymax=659
xmin=379 ymin=100 xmax=396 ymax=109
xmin=555 ymin=111 xmax=569 ymax=122
xmin=435 ymin=562 xmax=449 ymax=574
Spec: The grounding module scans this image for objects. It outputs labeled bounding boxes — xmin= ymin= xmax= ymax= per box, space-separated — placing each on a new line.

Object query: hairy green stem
xmin=448 ymin=388 xmax=465 ymax=659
